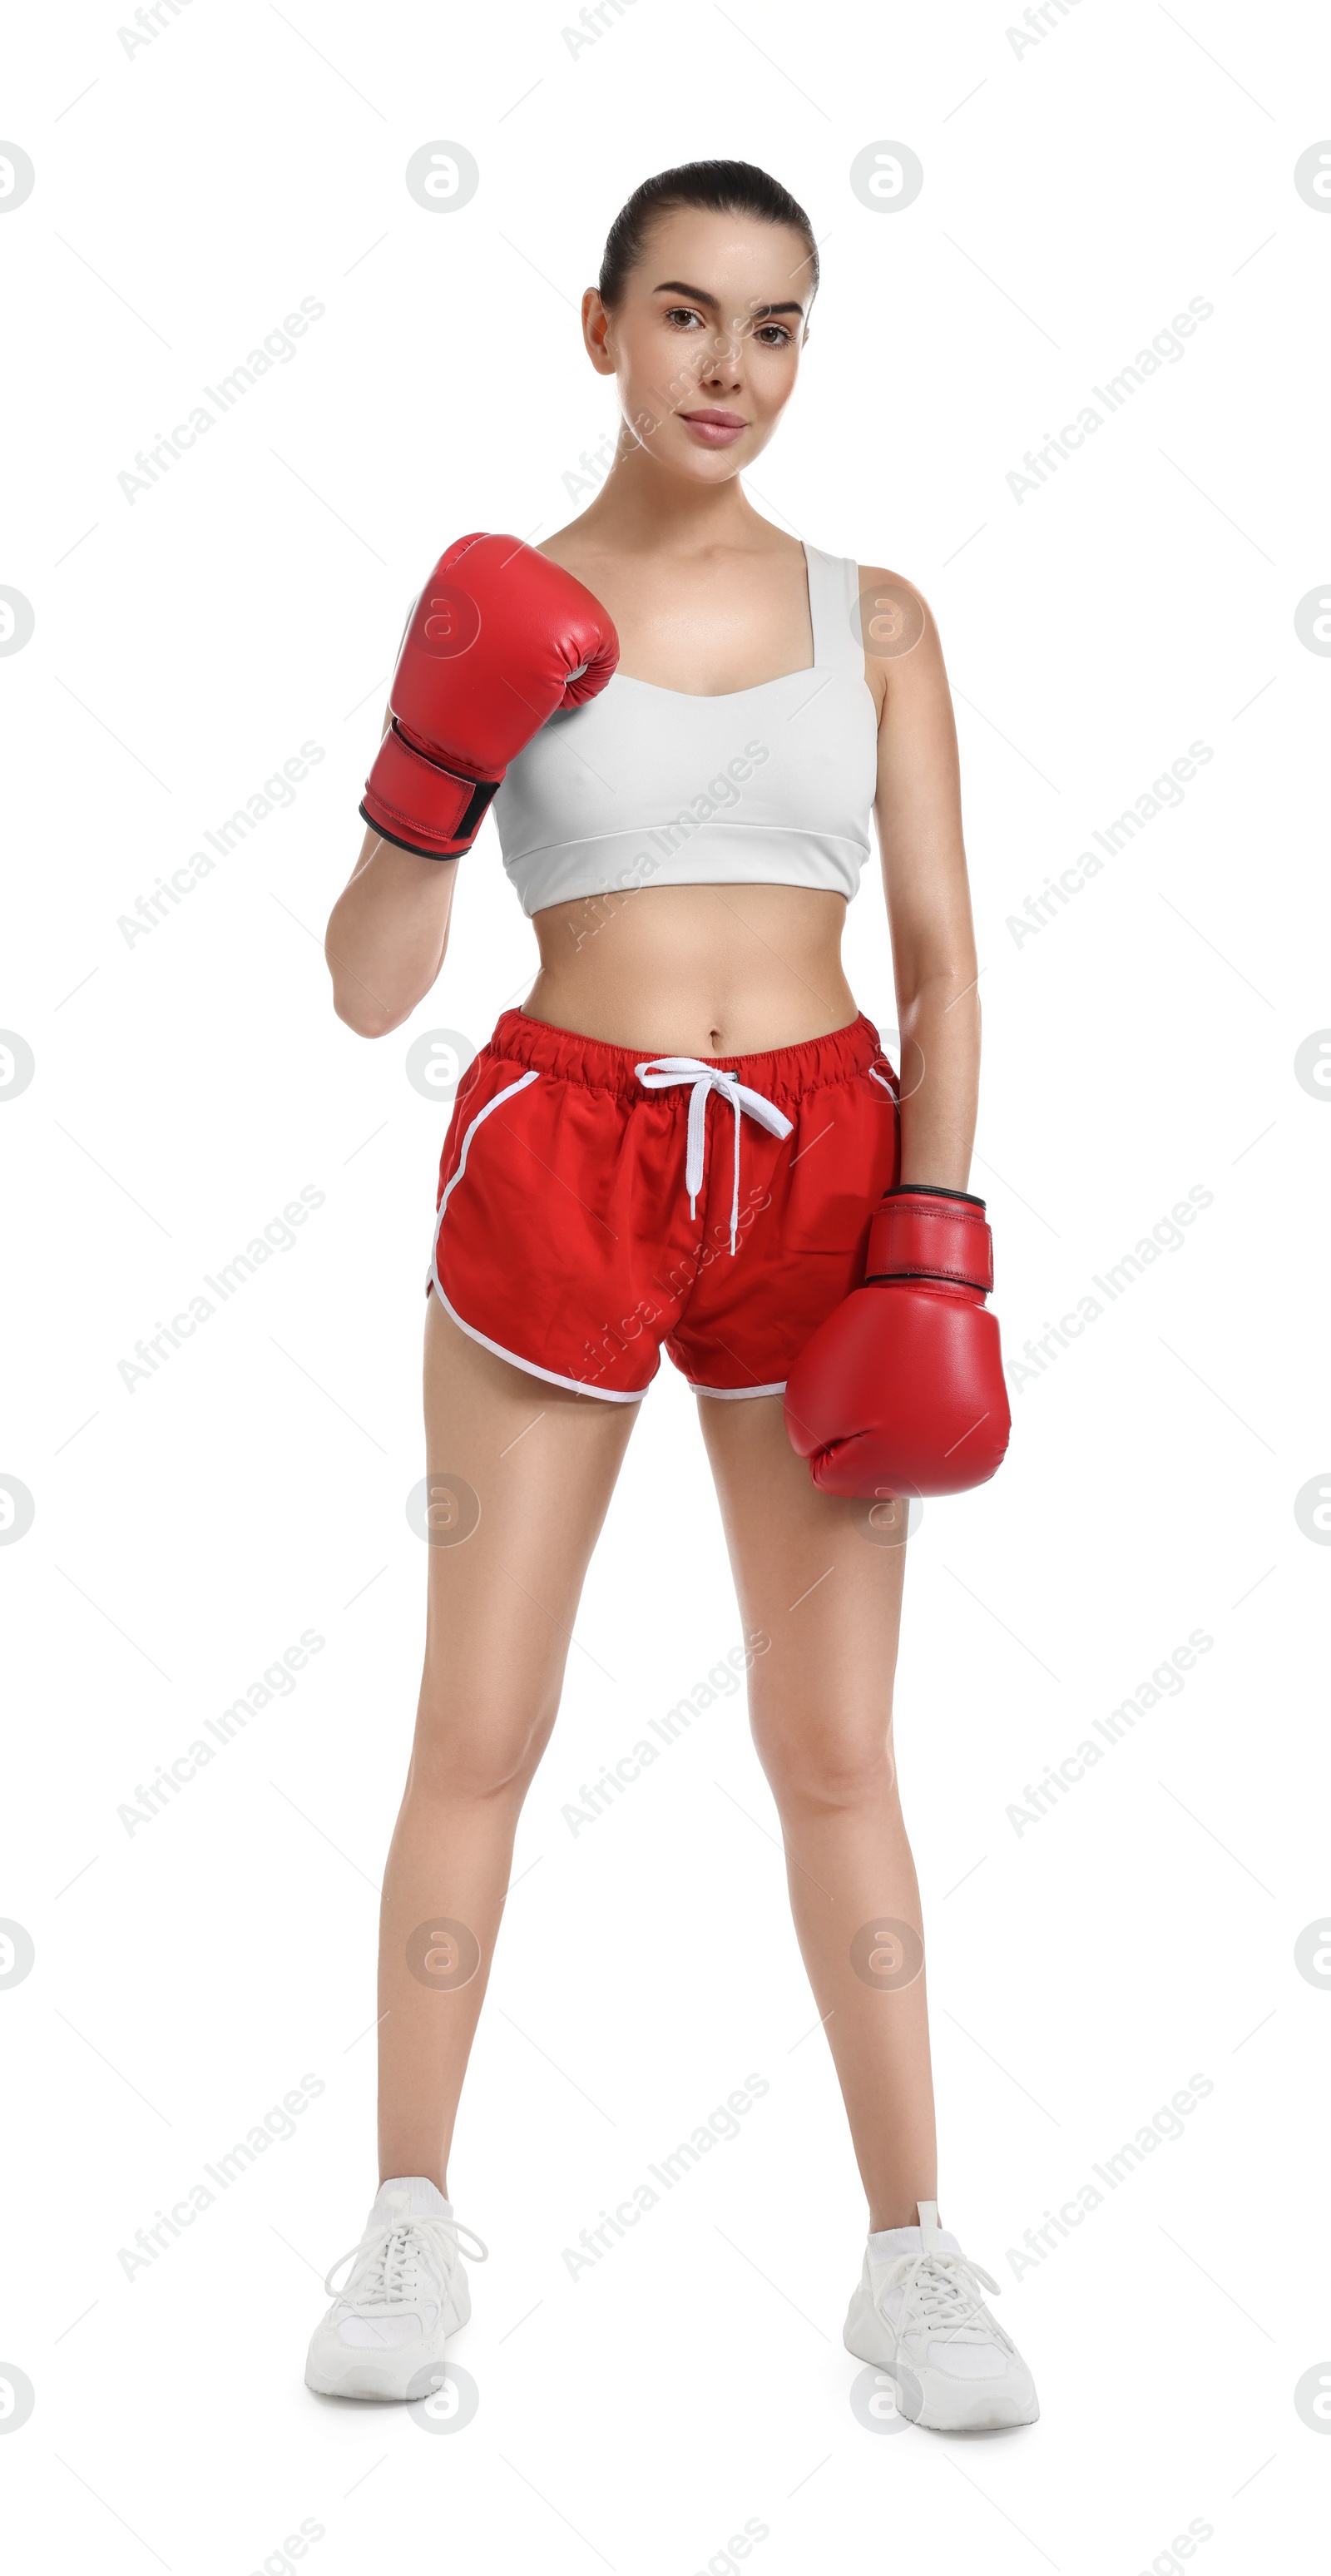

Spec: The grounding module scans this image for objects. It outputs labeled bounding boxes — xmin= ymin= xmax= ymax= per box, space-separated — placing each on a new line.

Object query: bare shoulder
xmin=855 ymin=562 xmax=948 ymax=720
xmin=856 ymin=562 xmax=935 ymax=647
xmin=534 ymin=525 xmax=591 ymax=572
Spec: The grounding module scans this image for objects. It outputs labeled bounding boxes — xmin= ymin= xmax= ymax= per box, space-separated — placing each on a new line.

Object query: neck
xmin=571 ymin=428 xmax=764 ymax=556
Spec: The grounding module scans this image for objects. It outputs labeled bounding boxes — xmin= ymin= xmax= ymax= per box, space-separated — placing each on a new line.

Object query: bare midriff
xmin=523 ymin=879 xmax=859 ymax=1058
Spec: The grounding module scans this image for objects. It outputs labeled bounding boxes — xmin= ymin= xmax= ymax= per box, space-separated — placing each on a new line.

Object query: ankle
xmin=868 ymin=2197 xmax=933 ymax=2233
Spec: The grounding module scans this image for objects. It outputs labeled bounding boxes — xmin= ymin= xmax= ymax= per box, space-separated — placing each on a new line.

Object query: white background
xmin=2 ymin=1 xmax=1329 ymax=2568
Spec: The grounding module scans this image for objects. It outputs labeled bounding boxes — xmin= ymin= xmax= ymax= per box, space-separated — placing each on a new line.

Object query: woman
xmin=307 ymin=159 xmax=1036 ymax=2434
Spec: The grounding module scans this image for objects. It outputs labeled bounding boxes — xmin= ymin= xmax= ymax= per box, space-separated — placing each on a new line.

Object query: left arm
xmin=782 ymin=573 xmax=1009 ymax=1500
xmin=862 ymin=566 xmax=979 ymax=1191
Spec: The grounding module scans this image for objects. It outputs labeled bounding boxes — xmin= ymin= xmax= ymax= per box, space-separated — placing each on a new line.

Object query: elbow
xmin=899 ymin=954 xmax=978 ymax=1016
xmin=329 ymin=970 xmax=407 ymax=1040
xmin=334 ymin=998 xmax=381 ymax=1040
xmin=333 ymin=992 xmax=403 ymax=1040
xmin=324 ymin=900 xmax=448 ymax=1036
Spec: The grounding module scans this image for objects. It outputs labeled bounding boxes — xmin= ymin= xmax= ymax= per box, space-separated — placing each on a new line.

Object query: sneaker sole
xmin=844 ymin=2296 xmax=1039 ymax=2432
xmin=304 ymin=2350 xmax=452 ymax=2402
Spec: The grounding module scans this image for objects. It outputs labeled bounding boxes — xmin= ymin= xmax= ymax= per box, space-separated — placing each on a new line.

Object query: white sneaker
xmin=844 ymin=2200 xmax=1038 ymax=2431
xmin=304 ymin=2177 xmax=488 ymax=2401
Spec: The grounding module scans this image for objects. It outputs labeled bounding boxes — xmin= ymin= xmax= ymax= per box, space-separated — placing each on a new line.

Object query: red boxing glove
xmin=361 ymin=532 xmax=619 ymax=859
xmin=784 ymin=1186 xmax=1012 ymax=1499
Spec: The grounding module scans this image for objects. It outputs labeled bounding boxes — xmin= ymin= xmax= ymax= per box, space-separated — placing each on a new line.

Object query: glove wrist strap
xmin=361 ymin=721 xmax=500 ymax=859
xmin=865 ymin=1187 xmax=995 ymax=1292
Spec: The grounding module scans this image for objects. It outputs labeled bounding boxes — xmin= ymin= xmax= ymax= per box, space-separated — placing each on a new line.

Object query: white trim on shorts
xmin=434 ymin=1068 xmax=541 ymax=1235
xmin=432 ymin=1279 xmax=652 ymax=1402
xmin=687 ymin=1378 xmax=788 ymax=1399
xmin=430 ymin=1066 xmax=653 ymax=1404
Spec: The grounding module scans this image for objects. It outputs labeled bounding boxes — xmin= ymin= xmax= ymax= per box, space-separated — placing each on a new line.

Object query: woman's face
xmin=584 ymin=206 xmax=813 ymax=481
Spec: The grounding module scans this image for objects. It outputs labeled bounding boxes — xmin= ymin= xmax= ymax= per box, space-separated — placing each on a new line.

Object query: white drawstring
xmin=634 ymin=1056 xmax=793 ymax=1253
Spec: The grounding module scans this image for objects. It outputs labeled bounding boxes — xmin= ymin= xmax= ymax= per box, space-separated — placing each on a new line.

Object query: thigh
xmin=695 ymin=1391 xmax=910 ymax=1788
xmin=413 ymin=1295 xmax=640 ymax=1788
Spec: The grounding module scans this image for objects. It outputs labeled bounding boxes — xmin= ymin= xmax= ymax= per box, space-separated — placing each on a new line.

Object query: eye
xmin=754 ymin=323 xmax=793 ymax=348
xmin=663 ymin=305 xmax=704 ymax=331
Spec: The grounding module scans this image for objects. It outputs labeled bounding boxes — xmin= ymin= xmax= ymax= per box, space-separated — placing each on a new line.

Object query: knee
xmin=408 ymin=1699 xmax=552 ymax=1806
xmin=753 ymin=1707 xmax=897 ymax=1814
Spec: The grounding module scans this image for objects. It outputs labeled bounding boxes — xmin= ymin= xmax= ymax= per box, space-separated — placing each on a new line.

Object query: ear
xmin=582 ymin=287 xmax=617 ymax=379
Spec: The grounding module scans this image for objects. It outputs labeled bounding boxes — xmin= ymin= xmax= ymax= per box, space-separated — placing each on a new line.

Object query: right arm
xmin=324 ymin=711 xmax=459 ymax=1038
xmin=325 ymin=535 xmax=617 ymax=1036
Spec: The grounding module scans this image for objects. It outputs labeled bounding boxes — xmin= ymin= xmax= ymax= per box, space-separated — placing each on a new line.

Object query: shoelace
xmin=876 ymin=2247 xmax=1007 ymax=2351
xmin=324 ymin=2209 xmax=490 ymax=2312
xmin=633 ymin=1057 xmax=794 ymax=1254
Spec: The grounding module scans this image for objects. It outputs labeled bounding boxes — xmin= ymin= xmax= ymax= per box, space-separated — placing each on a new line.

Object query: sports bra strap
xmin=805 ymin=543 xmax=864 ymax=676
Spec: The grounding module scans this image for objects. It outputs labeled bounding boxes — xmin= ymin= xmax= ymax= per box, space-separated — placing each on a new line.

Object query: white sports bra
xmin=492 ymin=542 xmax=879 ymax=918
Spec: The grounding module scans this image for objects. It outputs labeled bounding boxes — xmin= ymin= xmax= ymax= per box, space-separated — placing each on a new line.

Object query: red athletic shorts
xmin=429 ymin=1007 xmax=900 ymax=1401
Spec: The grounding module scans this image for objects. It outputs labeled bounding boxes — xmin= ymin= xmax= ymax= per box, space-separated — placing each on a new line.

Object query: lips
xmin=680 ymin=409 xmax=748 ymax=446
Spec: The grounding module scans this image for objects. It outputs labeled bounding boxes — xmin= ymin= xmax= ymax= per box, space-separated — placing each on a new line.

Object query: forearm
xmin=325 ymin=831 xmax=458 ymax=1038
xmin=894 ymin=965 xmax=980 ymax=1191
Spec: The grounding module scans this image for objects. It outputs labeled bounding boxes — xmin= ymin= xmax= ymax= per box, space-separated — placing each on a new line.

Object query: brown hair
xmin=598 ymin=158 xmax=819 ymax=310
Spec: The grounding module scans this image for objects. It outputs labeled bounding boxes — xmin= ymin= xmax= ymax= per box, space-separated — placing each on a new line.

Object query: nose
xmin=700 ymin=324 xmax=744 ymax=384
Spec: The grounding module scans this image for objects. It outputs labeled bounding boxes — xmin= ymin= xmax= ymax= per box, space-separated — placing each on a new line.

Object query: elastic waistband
xmin=485 ymin=1008 xmax=887 ymax=1107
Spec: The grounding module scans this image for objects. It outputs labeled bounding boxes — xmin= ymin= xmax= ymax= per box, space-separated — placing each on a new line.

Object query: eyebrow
xmin=651 ymin=279 xmax=805 ymax=320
